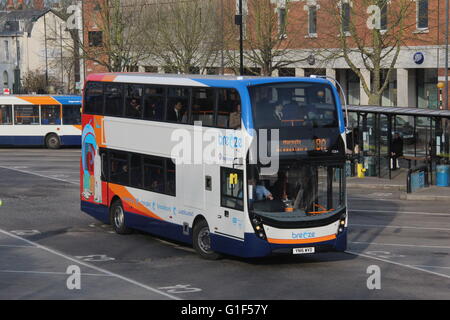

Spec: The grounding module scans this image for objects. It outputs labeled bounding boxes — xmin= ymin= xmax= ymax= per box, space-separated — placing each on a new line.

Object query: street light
xmin=445 ymin=0 xmax=449 ymax=109
xmin=235 ymin=0 xmax=244 ymax=76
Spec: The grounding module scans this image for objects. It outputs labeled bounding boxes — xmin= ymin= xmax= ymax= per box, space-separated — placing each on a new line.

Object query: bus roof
xmin=86 ymin=73 xmax=332 ymax=88
xmin=0 ymin=95 xmax=81 ymax=105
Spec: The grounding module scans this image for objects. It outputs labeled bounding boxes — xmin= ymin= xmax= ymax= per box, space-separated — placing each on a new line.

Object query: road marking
xmin=0 ymin=166 xmax=78 ymax=185
xmin=349 ymin=209 xmax=450 ymax=217
xmin=346 ymin=250 xmax=450 ymax=280
xmin=350 ymin=241 xmax=450 ymax=249
xmin=0 ymin=228 xmax=181 ymax=300
xmin=0 ymin=270 xmax=112 ymax=277
xmin=412 ymin=265 xmax=450 ymax=270
xmin=350 ymin=224 xmax=450 ymax=231
xmin=0 ymin=244 xmax=37 ymax=248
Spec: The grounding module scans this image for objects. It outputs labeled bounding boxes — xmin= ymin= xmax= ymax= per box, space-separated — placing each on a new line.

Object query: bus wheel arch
xmin=192 ymin=215 xmax=221 ymax=260
xmin=45 ymin=133 xmax=61 ymax=149
xmin=109 ymin=196 xmax=133 ymax=234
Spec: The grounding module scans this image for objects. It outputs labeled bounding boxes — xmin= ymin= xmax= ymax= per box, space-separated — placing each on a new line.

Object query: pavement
xmin=0 ymin=148 xmax=449 ymax=300
xmin=347 ymin=168 xmax=450 ymax=202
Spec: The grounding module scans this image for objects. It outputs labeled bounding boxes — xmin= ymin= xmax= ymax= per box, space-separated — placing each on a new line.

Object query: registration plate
xmin=293 ymin=247 xmax=315 ymax=254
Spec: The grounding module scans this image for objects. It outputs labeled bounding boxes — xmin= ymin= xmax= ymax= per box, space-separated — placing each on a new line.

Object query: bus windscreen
xmin=249 ymin=82 xmax=338 ymax=129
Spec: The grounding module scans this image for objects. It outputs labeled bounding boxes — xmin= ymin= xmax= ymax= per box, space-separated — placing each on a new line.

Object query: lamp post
xmin=235 ymin=0 xmax=244 ymax=75
xmin=445 ymin=0 xmax=449 ymax=109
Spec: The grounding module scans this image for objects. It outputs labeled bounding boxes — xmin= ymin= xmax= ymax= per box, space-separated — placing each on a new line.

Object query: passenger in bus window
xmin=273 ymin=104 xmax=284 ymax=121
xmin=167 ymin=101 xmax=185 ymax=122
xmin=128 ymin=98 xmax=142 ymax=118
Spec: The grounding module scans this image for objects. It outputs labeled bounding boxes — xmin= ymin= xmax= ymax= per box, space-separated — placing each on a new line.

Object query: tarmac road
xmin=0 ymin=148 xmax=449 ymax=300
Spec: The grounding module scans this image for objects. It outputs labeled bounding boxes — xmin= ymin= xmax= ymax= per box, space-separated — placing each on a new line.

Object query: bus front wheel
xmin=45 ymin=133 xmax=61 ymax=149
xmin=192 ymin=219 xmax=221 ymax=260
xmin=110 ymin=199 xmax=133 ymax=235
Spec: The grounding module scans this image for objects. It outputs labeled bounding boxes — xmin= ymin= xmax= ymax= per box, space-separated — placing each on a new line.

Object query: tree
xmin=317 ymin=0 xmax=424 ymax=105
xmin=22 ymin=69 xmax=60 ymax=93
xmin=84 ymin=0 xmax=154 ymax=72
xmin=223 ymin=0 xmax=304 ymax=76
xmin=146 ymin=0 xmax=222 ymax=74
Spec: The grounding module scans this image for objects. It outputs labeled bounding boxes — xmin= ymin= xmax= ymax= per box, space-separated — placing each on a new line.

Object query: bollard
xmin=357 ymin=163 xmax=366 ymax=178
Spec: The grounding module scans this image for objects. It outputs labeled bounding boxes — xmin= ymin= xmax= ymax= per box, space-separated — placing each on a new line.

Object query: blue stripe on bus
xmin=81 ymin=201 xmax=347 ymax=258
xmin=0 ymin=135 xmax=44 ymax=145
xmin=52 ymin=96 xmax=82 ymax=105
xmin=61 ymin=135 xmax=81 ymax=146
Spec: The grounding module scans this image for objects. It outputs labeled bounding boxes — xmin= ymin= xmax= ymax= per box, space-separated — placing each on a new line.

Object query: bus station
xmin=346 ymin=105 xmax=450 ymax=189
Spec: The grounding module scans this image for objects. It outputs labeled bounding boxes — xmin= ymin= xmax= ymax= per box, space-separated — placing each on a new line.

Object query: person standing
xmin=391 ymin=132 xmax=404 ymax=170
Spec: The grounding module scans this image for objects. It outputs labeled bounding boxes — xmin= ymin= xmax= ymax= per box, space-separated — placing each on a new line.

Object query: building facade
xmin=80 ymin=0 xmax=449 ymax=109
xmin=0 ymin=1 xmax=74 ymax=94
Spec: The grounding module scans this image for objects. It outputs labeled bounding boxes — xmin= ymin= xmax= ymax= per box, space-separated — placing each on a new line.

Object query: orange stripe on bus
xmin=18 ymin=96 xmax=59 ymax=105
xmin=108 ymin=184 xmax=164 ymax=221
xmin=102 ymin=75 xmax=117 ymax=82
xmin=267 ymin=234 xmax=336 ymax=245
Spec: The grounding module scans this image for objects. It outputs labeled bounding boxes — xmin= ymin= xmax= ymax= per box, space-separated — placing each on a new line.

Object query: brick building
xmin=81 ymin=0 xmax=449 ymax=109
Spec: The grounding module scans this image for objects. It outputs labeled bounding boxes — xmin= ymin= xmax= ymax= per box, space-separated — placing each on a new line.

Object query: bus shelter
xmin=346 ymin=105 xmax=450 ymax=184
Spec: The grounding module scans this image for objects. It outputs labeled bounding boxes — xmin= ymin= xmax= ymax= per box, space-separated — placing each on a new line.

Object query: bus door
xmin=216 ymin=167 xmax=245 ymax=241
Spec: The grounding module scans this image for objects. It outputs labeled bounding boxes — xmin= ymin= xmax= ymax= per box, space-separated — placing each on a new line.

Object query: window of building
xmin=308 ymin=5 xmax=317 ymax=35
xmin=41 ymin=105 xmax=61 ymax=125
xmin=84 ymin=82 xmax=104 ymax=114
xmin=417 ymin=0 xmax=428 ymax=29
xmin=3 ymin=71 xmax=8 ymax=87
xmin=220 ymin=167 xmax=243 ymax=211
xmin=192 ymin=88 xmax=215 ymax=126
xmin=14 ymin=105 xmax=39 ymax=125
xmin=88 ymin=31 xmax=103 ymax=47
xmin=278 ymin=7 xmax=287 ymax=39
xmin=62 ymin=105 xmax=81 ymax=125
xmin=0 ymin=105 xmax=12 ymax=125
xmin=380 ymin=1 xmax=388 ymax=31
xmin=341 ymin=2 xmax=351 ymax=34
xmin=4 ymin=40 xmax=9 ymax=61
xmin=104 ymin=83 xmax=124 ymax=117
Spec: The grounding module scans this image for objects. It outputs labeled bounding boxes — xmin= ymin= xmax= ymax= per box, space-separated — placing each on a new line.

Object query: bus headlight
xmin=251 ymin=216 xmax=267 ymax=240
xmin=338 ymin=215 xmax=346 ymax=234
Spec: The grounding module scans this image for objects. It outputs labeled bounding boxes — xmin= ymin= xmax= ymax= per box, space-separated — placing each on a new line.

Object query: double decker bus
xmin=0 ymin=95 xmax=82 ymax=148
xmin=81 ymin=73 xmax=347 ymax=259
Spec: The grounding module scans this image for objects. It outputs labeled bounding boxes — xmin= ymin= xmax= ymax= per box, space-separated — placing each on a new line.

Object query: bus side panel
xmin=81 ymin=200 xmax=109 ymax=224
xmin=61 ymin=135 xmax=81 ymax=146
xmin=125 ymin=211 xmax=192 ymax=245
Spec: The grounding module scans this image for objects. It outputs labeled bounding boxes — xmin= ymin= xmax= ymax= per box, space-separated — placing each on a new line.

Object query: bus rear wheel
xmin=110 ymin=199 xmax=133 ymax=235
xmin=45 ymin=133 xmax=61 ymax=149
xmin=192 ymin=219 xmax=221 ymax=260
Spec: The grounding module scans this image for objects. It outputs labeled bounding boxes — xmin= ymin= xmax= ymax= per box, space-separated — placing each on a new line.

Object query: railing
xmin=407 ymin=165 xmax=429 ymax=193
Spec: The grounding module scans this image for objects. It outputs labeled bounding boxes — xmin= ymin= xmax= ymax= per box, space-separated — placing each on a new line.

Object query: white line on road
xmin=0 ymin=270 xmax=113 ymax=277
xmin=0 ymin=166 xmax=78 ymax=185
xmin=0 ymin=228 xmax=181 ymax=300
xmin=350 ymin=224 xmax=450 ymax=231
xmin=0 ymin=244 xmax=37 ymax=248
xmin=350 ymin=241 xmax=450 ymax=249
xmin=346 ymin=250 xmax=450 ymax=280
xmin=349 ymin=209 xmax=450 ymax=216
xmin=412 ymin=265 xmax=450 ymax=270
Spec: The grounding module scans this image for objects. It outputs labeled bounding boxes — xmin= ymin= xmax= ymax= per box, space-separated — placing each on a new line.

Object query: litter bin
xmin=436 ymin=165 xmax=450 ymax=187
xmin=364 ymin=156 xmax=377 ymax=177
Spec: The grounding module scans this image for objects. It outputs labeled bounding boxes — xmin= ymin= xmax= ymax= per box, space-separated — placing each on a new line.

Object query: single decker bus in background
xmin=0 ymin=95 xmax=82 ymax=149
xmin=80 ymin=73 xmax=347 ymax=259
